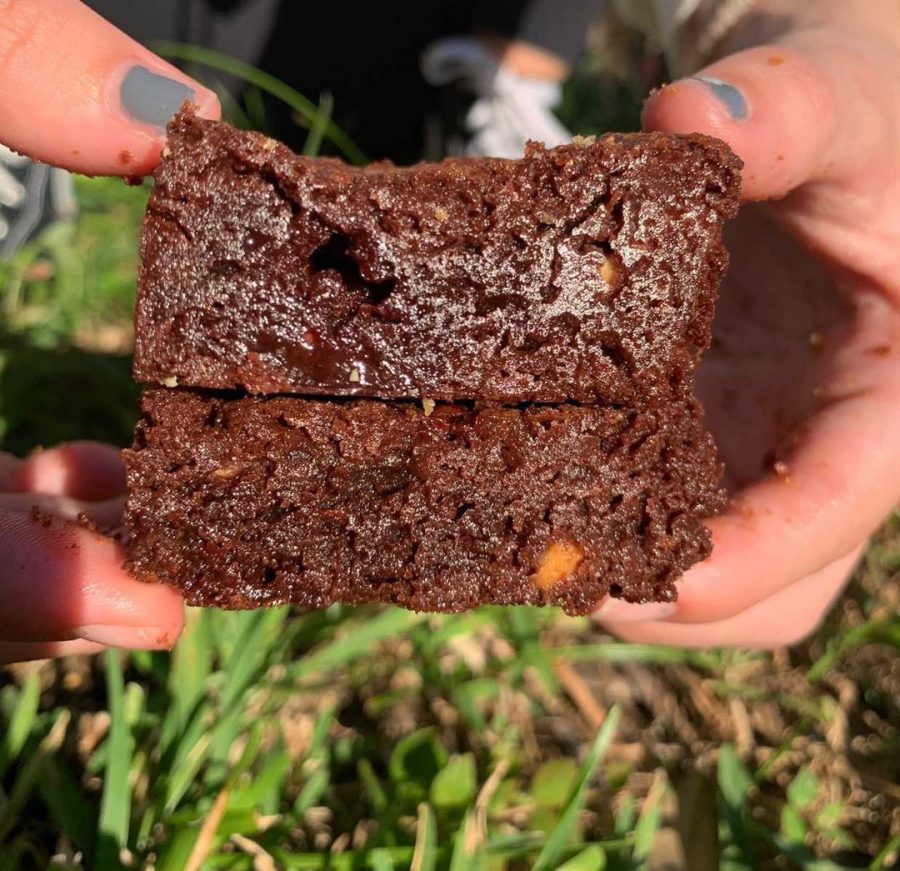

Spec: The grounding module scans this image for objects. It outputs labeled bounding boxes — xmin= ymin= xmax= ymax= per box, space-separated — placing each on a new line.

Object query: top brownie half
xmin=134 ymin=108 xmax=741 ymax=404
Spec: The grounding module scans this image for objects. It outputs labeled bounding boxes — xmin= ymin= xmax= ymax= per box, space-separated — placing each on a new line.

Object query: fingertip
xmin=74 ymin=619 xmax=183 ymax=651
xmin=192 ymin=84 xmax=222 ymax=123
xmin=0 ymin=510 xmax=184 ymax=643
xmin=104 ymin=62 xmax=221 ymax=176
xmin=0 ymin=0 xmax=221 ymax=177
xmin=643 ymin=45 xmax=836 ymax=200
xmin=593 ymin=599 xmax=677 ymax=624
xmin=6 ymin=441 xmax=126 ymax=501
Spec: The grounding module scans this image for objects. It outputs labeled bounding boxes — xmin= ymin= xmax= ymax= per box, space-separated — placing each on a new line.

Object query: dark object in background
xmin=257 ymin=1 xmax=508 ymax=162
xmin=124 ymin=388 xmax=724 ymax=615
xmin=134 ymin=109 xmax=741 ymax=405
xmin=86 ymin=0 xmax=602 ymax=162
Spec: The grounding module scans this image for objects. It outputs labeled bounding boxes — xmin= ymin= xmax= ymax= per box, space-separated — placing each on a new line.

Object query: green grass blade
xmin=303 ymin=91 xmax=334 ymax=157
xmin=632 ymin=774 xmax=668 ymax=861
xmin=410 ymin=803 xmax=438 ymax=871
xmin=0 ymin=670 xmax=40 ymax=780
xmin=448 ymin=809 xmax=486 ymax=871
xmin=38 ymin=757 xmax=99 ymax=862
xmin=220 ymin=609 xmax=289 ymax=712
xmin=358 ymin=758 xmax=389 ymax=814
xmin=157 ymin=825 xmax=211 ymax=871
xmin=0 ymin=710 xmax=69 ymax=844
xmin=369 ymin=850 xmax=397 ymax=871
xmin=871 ymin=833 xmax=900 ymax=870
xmin=556 ymin=845 xmax=607 ymax=871
xmin=294 ymin=764 xmax=331 ymax=816
xmin=532 ymin=706 xmax=621 ymax=871
xmin=205 ymin=609 xmax=290 ymax=781
xmin=154 ymin=42 xmax=367 ymax=165
xmin=287 ymin=609 xmax=429 ymax=681
xmin=96 ymin=650 xmax=134 ymax=869
xmin=769 ymin=835 xmax=858 ymax=870
xmin=232 ymin=747 xmax=292 ymax=815
xmin=163 ymin=731 xmax=213 ymax=814
xmin=243 ymin=84 xmax=270 ymax=133
xmin=431 ymin=753 xmax=477 ymax=809
xmin=807 ymin=619 xmax=900 ymax=682
xmin=0 ymin=837 xmax=30 ymax=871
xmin=717 ymin=744 xmax=755 ymax=871
xmin=161 ymin=608 xmax=212 ymax=750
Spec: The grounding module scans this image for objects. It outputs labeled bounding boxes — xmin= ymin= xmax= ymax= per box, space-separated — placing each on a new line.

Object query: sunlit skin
xmin=0 ymin=0 xmax=897 ymax=660
xmin=596 ymin=5 xmax=900 ymax=647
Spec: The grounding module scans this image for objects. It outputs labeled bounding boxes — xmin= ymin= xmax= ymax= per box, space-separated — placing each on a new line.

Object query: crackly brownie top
xmin=134 ymin=107 xmax=741 ymax=403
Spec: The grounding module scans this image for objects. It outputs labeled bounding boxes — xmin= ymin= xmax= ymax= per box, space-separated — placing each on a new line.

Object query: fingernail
xmin=594 ymin=600 xmax=677 ymax=623
xmin=120 ymin=66 xmax=195 ymax=129
xmin=74 ymin=624 xmax=177 ymax=650
xmin=690 ymin=76 xmax=748 ymax=121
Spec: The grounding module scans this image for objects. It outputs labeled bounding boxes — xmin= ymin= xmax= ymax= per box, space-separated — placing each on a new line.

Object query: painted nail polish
xmin=120 ymin=66 xmax=195 ymax=129
xmin=691 ymin=76 xmax=748 ymax=121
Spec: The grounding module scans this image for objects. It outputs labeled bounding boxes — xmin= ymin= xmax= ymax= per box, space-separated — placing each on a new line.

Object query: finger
xmin=0 ymin=0 xmax=220 ymax=176
xmin=642 ymin=38 xmax=895 ymax=201
xmin=642 ymin=383 xmax=898 ymax=625
xmin=0 ymin=639 xmax=107 ymax=665
xmin=597 ymin=545 xmax=860 ymax=650
xmin=0 ymin=509 xmax=183 ymax=646
xmin=0 ymin=493 xmax=123 ymax=528
xmin=676 ymin=388 xmax=897 ymax=624
xmin=2 ymin=442 xmax=126 ymax=501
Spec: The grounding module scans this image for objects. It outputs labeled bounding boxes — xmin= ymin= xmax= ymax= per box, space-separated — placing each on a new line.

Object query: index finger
xmin=0 ymin=0 xmax=219 ymax=176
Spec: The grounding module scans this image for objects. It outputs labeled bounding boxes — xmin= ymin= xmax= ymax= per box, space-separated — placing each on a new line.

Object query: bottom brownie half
xmin=123 ymin=390 xmax=724 ymax=616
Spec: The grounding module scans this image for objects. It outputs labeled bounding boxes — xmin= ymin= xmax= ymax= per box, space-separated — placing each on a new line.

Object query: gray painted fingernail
xmin=691 ymin=76 xmax=748 ymax=120
xmin=120 ymin=66 xmax=195 ymax=129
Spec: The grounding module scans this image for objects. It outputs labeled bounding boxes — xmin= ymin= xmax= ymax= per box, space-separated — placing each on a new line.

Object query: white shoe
xmin=0 ymin=146 xmax=76 ymax=260
xmin=421 ymin=36 xmax=572 ymax=159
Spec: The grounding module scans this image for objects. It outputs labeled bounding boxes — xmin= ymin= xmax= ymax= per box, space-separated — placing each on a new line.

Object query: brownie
xmin=123 ymin=389 xmax=725 ymax=615
xmin=133 ymin=108 xmax=741 ymax=405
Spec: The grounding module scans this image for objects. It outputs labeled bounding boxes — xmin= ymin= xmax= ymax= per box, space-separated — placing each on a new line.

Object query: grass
xmin=1 ymin=48 xmax=899 ymax=871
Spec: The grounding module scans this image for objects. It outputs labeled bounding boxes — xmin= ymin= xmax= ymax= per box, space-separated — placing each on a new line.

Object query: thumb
xmin=0 ymin=509 xmax=183 ymax=648
xmin=642 ymin=36 xmax=889 ymax=202
xmin=0 ymin=0 xmax=219 ymax=176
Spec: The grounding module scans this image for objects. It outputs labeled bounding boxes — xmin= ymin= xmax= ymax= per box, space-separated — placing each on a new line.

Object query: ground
xmin=0 ymin=49 xmax=898 ymax=871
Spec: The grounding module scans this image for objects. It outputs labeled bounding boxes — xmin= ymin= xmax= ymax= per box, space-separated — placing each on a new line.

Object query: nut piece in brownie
xmin=123 ymin=389 xmax=725 ymax=616
xmin=134 ymin=108 xmax=741 ymax=405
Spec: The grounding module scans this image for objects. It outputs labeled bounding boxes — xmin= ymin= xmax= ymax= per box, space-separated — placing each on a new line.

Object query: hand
xmin=596 ymin=3 xmax=900 ymax=647
xmin=0 ymin=0 xmax=220 ymax=662
xmin=0 ymin=444 xmax=184 ymax=663
xmin=0 ymin=0 xmax=218 ymax=175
